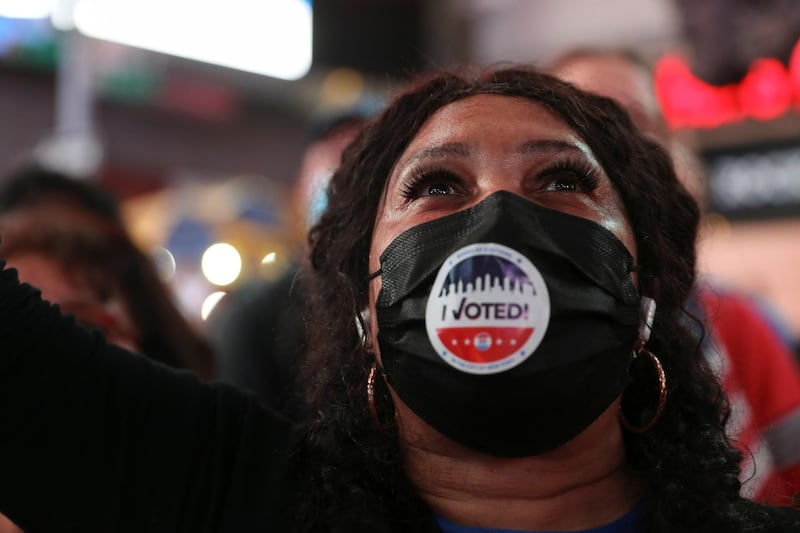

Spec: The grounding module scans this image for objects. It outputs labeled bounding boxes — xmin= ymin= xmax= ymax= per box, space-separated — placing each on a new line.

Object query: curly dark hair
xmin=298 ymin=66 xmax=796 ymax=532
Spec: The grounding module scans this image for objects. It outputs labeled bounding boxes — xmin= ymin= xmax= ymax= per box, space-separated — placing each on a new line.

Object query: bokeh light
xmin=201 ymin=242 xmax=242 ymax=286
xmin=201 ymin=291 xmax=226 ymax=321
xmin=152 ymin=246 xmax=177 ymax=281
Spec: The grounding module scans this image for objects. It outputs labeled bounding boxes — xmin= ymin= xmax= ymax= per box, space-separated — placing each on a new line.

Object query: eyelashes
xmin=399 ymin=167 xmax=460 ymax=199
xmin=398 ymin=157 xmax=602 ymax=200
xmin=540 ymin=157 xmax=602 ymax=192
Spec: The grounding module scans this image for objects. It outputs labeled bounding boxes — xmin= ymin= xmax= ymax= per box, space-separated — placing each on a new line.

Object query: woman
xmin=0 ymin=166 xmax=216 ymax=378
xmin=0 ymin=67 xmax=797 ymax=532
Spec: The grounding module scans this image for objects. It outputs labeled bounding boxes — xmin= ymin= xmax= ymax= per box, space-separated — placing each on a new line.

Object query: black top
xmin=0 ymin=262 xmax=299 ymax=532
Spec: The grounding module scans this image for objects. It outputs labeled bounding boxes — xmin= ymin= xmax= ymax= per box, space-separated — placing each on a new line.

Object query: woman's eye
xmin=541 ymin=164 xmax=600 ymax=194
xmin=400 ymin=169 xmax=461 ymax=199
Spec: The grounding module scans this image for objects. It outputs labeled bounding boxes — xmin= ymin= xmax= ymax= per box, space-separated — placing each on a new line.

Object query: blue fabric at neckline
xmin=435 ymin=500 xmax=648 ymax=533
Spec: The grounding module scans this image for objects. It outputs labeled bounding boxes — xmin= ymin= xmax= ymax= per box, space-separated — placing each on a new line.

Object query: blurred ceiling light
xmin=201 ymin=291 xmax=226 ymax=321
xmin=71 ymin=0 xmax=312 ymax=80
xmin=201 ymin=242 xmax=242 ymax=286
xmin=0 ymin=0 xmax=57 ymax=19
xmin=261 ymin=252 xmax=277 ymax=264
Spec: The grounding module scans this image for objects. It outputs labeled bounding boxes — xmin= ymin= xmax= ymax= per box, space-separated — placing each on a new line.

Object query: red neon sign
xmin=655 ymin=38 xmax=800 ymax=129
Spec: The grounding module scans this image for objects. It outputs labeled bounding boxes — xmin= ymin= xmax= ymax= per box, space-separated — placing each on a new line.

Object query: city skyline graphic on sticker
xmin=425 ymin=242 xmax=550 ymax=375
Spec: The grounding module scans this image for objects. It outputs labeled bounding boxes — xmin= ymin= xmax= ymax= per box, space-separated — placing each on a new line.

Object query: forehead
xmin=410 ymin=94 xmax=577 ymax=145
xmin=6 ymin=252 xmax=94 ymax=301
xmin=395 ymin=94 xmax=595 ymax=165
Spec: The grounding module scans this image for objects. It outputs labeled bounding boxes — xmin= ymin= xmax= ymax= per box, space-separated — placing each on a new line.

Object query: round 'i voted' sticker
xmin=425 ymin=242 xmax=550 ymax=375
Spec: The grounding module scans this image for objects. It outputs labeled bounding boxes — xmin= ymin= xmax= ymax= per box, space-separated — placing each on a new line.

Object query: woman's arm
xmin=0 ymin=262 xmax=296 ymax=532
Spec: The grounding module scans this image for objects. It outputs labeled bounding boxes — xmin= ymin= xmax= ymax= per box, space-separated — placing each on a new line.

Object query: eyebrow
xmin=404 ymin=139 xmax=589 ymax=166
xmin=516 ymin=139 xmax=588 ymax=157
xmin=404 ymin=142 xmax=471 ymax=165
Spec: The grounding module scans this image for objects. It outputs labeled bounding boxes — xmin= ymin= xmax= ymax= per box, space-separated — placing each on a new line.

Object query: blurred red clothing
xmin=698 ymin=286 xmax=800 ymax=507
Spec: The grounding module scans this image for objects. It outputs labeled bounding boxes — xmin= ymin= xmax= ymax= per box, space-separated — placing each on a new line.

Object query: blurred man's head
xmin=293 ymin=112 xmax=370 ymax=229
xmin=550 ymin=49 xmax=708 ymax=210
xmin=550 ymin=49 xmax=668 ymax=140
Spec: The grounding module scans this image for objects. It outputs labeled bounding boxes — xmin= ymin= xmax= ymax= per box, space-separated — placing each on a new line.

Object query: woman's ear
xmin=637 ymin=277 xmax=660 ymax=349
xmin=355 ymin=308 xmax=372 ymax=352
xmin=638 ymin=296 xmax=657 ymax=347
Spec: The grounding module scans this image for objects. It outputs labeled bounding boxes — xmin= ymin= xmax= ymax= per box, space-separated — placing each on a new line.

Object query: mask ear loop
xmin=358 ymin=267 xmax=382 ymax=351
xmin=358 ymin=265 xmax=380 ymax=348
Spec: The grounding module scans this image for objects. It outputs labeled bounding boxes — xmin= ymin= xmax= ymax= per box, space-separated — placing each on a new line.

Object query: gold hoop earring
xmin=620 ymin=348 xmax=667 ymax=433
xmin=367 ymin=363 xmax=378 ymax=421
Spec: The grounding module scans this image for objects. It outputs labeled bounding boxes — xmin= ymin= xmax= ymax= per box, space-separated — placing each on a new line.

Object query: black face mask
xmin=374 ymin=191 xmax=642 ymax=457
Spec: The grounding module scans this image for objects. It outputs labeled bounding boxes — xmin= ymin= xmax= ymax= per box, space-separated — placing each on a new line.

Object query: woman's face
xmin=6 ymin=251 xmax=139 ymax=352
xmin=368 ymin=94 xmax=637 ymax=331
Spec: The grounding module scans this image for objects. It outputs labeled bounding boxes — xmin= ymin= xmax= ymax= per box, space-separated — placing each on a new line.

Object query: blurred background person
xmin=206 ymin=110 xmax=370 ymax=421
xmin=549 ymin=48 xmax=800 ymax=506
xmin=0 ymin=164 xmax=216 ymax=379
